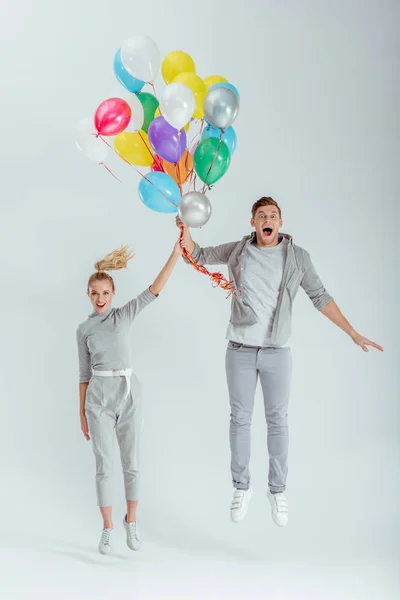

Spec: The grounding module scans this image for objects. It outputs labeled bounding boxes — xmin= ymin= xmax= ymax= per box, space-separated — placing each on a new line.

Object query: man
xmin=176 ymin=197 xmax=383 ymax=527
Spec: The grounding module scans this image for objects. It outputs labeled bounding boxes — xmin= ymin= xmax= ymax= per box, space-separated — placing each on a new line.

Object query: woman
xmin=76 ymin=240 xmax=181 ymax=555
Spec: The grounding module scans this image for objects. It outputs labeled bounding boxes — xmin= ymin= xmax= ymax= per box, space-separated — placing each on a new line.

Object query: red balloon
xmin=94 ymin=98 xmax=131 ymax=136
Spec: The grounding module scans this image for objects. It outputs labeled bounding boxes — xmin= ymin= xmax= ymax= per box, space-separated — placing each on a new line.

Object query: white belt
xmin=93 ymin=368 xmax=133 ymax=400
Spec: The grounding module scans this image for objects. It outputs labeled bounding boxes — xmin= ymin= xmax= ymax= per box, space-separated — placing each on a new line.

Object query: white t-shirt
xmin=226 ymin=238 xmax=290 ymax=347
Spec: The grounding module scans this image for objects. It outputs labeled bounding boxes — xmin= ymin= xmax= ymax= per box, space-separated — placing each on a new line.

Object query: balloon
xmin=173 ymin=72 xmax=206 ymax=119
xmin=137 ymin=92 xmax=159 ymax=133
xmin=121 ymin=35 xmax=160 ymax=82
xmin=159 ymin=82 xmax=195 ymax=130
xmin=114 ymin=131 xmax=153 ymax=166
xmin=151 ymin=156 xmax=164 ymax=172
xmin=201 ymin=124 xmax=237 ymax=155
xmin=163 ymin=150 xmax=193 ymax=185
xmin=113 ymin=48 xmax=145 ymax=94
xmin=162 ymin=50 xmax=196 ymax=85
xmin=76 ymin=118 xmax=108 ymax=162
xmin=123 ymin=93 xmax=144 ymax=132
xmin=203 ymin=87 xmax=239 ymax=130
xmin=204 ymin=75 xmax=227 ymax=90
xmin=138 ymin=172 xmax=181 ymax=214
xmin=209 ymin=81 xmax=240 ymax=100
xmin=154 ymin=106 xmax=190 ymax=133
xmin=194 ymin=137 xmax=231 ymax=185
xmin=178 ymin=191 xmax=212 ymax=228
xmin=94 ymin=98 xmax=131 ymax=136
xmin=148 ymin=116 xmax=187 ymax=163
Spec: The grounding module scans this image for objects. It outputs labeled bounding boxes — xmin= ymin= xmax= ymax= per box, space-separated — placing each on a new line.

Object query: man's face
xmin=251 ymin=205 xmax=283 ymax=247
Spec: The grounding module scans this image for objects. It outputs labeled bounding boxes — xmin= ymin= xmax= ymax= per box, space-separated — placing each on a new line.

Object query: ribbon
xmin=180 ymin=226 xmax=235 ymax=298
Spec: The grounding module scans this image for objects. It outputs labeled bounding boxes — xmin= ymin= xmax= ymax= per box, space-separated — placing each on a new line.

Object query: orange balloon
xmin=163 ymin=150 xmax=194 ymax=185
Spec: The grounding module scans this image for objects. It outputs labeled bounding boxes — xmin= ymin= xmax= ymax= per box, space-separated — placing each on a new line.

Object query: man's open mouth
xmin=263 ymin=227 xmax=273 ymax=237
xmin=96 ymin=303 xmax=106 ymax=308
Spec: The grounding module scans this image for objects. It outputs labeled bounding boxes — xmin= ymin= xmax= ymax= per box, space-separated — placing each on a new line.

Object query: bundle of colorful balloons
xmin=76 ymin=35 xmax=240 ymax=229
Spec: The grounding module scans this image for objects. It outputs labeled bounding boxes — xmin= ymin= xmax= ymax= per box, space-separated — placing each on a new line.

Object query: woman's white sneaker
xmin=267 ymin=490 xmax=289 ymax=527
xmin=98 ymin=528 xmax=113 ymax=555
xmin=123 ymin=516 xmax=142 ymax=551
xmin=230 ymin=487 xmax=253 ymax=523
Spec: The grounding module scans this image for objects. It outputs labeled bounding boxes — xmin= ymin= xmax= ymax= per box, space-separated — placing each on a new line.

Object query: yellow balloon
xmin=204 ymin=75 xmax=228 ymax=90
xmin=173 ymin=72 xmax=206 ymax=119
xmin=154 ymin=106 xmax=190 ymax=132
xmin=162 ymin=50 xmax=196 ymax=85
xmin=114 ymin=131 xmax=153 ymax=167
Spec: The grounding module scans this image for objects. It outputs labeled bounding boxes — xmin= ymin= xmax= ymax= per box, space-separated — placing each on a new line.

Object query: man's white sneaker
xmin=267 ymin=490 xmax=289 ymax=527
xmin=230 ymin=487 xmax=253 ymax=523
xmin=98 ymin=528 xmax=113 ymax=555
xmin=123 ymin=516 xmax=142 ymax=551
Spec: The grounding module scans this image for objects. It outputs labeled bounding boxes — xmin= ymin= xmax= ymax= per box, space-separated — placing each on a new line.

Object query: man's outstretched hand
xmin=350 ymin=331 xmax=384 ymax=353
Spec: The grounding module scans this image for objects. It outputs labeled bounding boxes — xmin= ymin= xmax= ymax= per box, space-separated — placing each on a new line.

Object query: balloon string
xmin=179 ymin=226 xmax=235 ymax=298
xmin=136 ymin=170 xmax=178 ymax=208
xmin=201 ymin=130 xmax=223 ymax=193
xmin=138 ymin=130 xmax=156 ymax=162
xmin=93 ymin=133 xmax=114 ymax=149
xmin=175 ymin=162 xmax=183 ymax=196
xmin=99 ymin=163 xmax=122 ymax=182
xmin=148 ymin=82 xmax=157 ymax=96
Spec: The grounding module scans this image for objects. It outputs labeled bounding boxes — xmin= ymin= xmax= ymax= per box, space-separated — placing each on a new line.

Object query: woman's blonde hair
xmin=87 ymin=245 xmax=134 ymax=292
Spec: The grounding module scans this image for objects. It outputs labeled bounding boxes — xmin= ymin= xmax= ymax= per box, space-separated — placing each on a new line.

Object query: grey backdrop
xmin=0 ymin=1 xmax=398 ymax=599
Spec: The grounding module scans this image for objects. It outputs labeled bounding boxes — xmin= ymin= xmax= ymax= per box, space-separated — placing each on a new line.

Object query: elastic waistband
xmin=93 ymin=368 xmax=132 ymax=377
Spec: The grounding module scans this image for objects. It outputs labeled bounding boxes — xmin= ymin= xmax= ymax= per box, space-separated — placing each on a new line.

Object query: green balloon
xmin=138 ymin=93 xmax=159 ymax=133
xmin=194 ymin=138 xmax=231 ymax=185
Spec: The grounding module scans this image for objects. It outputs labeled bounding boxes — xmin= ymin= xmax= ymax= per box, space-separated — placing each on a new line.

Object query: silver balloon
xmin=178 ymin=192 xmax=212 ymax=228
xmin=203 ymin=87 xmax=239 ymax=130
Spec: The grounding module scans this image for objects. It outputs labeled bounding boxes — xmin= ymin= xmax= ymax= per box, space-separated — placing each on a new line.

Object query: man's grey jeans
xmin=225 ymin=341 xmax=292 ymax=493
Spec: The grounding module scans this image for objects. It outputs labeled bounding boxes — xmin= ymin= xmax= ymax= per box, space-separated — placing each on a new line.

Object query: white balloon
xmin=76 ymin=117 xmax=108 ymax=162
xmin=122 ymin=93 xmax=144 ymax=132
xmin=160 ymin=82 xmax=195 ymax=130
xmin=121 ymin=36 xmax=160 ymax=82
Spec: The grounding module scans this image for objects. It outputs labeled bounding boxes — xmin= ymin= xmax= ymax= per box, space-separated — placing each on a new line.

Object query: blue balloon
xmin=209 ymin=82 xmax=240 ymax=100
xmin=201 ymin=125 xmax=237 ymax=155
xmin=114 ymin=48 xmax=145 ymax=94
xmin=138 ymin=172 xmax=181 ymax=214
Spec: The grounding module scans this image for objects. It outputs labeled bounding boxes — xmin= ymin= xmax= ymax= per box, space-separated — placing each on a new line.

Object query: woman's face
xmin=88 ymin=280 xmax=115 ymax=313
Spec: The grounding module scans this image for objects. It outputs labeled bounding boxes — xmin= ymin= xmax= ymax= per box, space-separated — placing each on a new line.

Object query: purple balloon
xmin=148 ymin=116 xmax=187 ymax=163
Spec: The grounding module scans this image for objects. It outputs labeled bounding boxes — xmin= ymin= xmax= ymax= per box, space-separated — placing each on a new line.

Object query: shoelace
xmin=231 ymin=490 xmax=245 ymax=510
xmin=126 ymin=521 xmax=141 ymax=541
xmin=272 ymin=493 xmax=288 ymax=513
xmin=101 ymin=529 xmax=112 ymax=546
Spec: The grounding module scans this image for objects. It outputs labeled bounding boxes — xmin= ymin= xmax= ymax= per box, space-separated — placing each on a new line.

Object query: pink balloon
xmin=94 ymin=98 xmax=131 ymax=136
